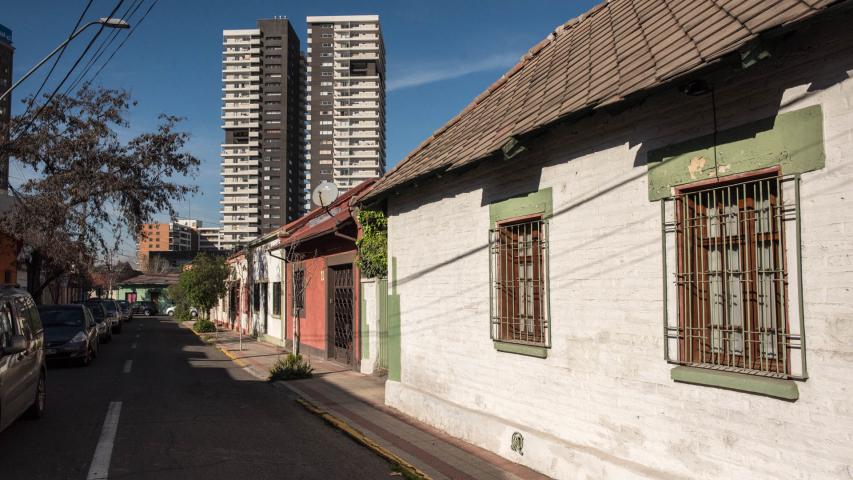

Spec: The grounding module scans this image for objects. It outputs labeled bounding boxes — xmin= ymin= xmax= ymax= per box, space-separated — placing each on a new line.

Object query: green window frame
xmin=488 ymin=188 xmax=553 ymax=357
xmin=661 ymin=173 xmax=807 ymax=397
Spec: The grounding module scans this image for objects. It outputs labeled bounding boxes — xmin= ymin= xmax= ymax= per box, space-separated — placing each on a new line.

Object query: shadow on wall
xmin=388 ymin=10 xmax=853 ymax=291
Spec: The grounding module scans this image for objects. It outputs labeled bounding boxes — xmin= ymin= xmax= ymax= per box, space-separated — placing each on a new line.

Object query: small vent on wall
xmin=511 ymin=432 xmax=524 ymax=456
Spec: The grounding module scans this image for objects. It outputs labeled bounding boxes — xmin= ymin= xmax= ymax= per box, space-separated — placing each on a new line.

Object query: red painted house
xmin=215 ymin=181 xmax=374 ymax=369
xmin=277 ymin=180 xmax=374 ymax=366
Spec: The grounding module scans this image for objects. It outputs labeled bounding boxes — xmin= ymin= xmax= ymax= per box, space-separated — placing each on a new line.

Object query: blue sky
xmin=5 ymin=0 xmax=598 ymax=261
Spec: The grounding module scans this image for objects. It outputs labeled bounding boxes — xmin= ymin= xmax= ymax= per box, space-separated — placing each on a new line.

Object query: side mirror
xmin=3 ymin=335 xmax=27 ymax=355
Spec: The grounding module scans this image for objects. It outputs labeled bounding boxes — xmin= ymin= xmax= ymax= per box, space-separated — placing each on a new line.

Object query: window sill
xmin=493 ymin=341 xmax=548 ymax=358
xmin=670 ymin=366 xmax=799 ymax=401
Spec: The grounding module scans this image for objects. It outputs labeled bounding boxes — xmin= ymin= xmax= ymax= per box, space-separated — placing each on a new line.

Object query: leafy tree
xmin=179 ymin=253 xmax=229 ymax=320
xmin=356 ymin=209 xmax=388 ymax=278
xmin=0 ymin=85 xmax=199 ymax=302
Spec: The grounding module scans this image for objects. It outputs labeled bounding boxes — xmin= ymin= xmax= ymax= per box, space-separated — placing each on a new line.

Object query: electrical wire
xmin=8 ymin=0 xmax=126 ymax=145
xmin=64 ymin=0 xmax=145 ymax=95
xmin=20 ymin=0 xmax=94 ymax=117
xmin=88 ymin=0 xmax=159 ymax=85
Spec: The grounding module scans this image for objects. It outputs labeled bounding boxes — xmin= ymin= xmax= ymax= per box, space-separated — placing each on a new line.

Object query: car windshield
xmin=84 ymin=304 xmax=105 ymax=321
xmin=102 ymin=302 xmax=117 ymax=313
xmin=38 ymin=308 xmax=84 ymax=328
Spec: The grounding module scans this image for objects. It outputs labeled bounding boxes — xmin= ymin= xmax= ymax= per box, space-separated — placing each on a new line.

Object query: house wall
xmin=384 ymin=15 xmax=853 ymax=480
xmin=263 ymin=251 xmax=285 ymax=342
xmin=287 ymin=256 xmax=328 ymax=356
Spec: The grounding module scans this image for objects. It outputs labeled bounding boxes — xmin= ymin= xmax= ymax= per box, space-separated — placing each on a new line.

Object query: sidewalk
xmin=187 ymin=322 xmax=551 ymax=480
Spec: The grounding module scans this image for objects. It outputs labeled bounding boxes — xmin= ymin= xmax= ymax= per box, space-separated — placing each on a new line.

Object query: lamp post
xmin=0 ymin=17 xmax=130 ymax=103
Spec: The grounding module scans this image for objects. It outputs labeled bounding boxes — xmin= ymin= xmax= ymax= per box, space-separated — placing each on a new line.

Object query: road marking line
xmin=131 ymin=343 xmax=137 ymax=349
xmin=86 ymin=401 xmax=122 ymax=480
xmin=123 ymin=360 xmax=132 ymax=373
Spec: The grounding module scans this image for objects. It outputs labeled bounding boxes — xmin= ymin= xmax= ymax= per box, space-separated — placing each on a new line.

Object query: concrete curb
xmin=293 ymin=395 xmax=430 ymax=480
xmin=182 ymin=322 xmax=253 ymax=371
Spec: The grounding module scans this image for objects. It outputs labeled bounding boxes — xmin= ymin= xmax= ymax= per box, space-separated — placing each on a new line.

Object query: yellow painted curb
xmin=186 ymin=323 xmax=250 ymax=368
xmin=295 ymin=397 xmax=430 ymax=480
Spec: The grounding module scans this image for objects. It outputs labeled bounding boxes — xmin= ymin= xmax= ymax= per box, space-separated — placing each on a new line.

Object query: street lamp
xmin=0 ymin=17 xmax=131 ymax=102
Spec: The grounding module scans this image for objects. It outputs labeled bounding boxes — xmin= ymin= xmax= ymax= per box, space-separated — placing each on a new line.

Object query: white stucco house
xmin=357 ymin=1 xmax=853 ymax=478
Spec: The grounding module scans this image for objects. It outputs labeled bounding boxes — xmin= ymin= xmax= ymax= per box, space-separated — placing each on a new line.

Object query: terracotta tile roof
xmin=361 ymin=0 xmax=841 ymax=201
xmin=277 ymin=180 xmax=375 ymax=247
xmin=117 ymin=273 xmax=180 ymax=286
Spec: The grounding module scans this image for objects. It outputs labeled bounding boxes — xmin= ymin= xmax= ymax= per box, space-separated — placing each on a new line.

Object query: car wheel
xmin=26 ymin=372 xmax=46 ymax=419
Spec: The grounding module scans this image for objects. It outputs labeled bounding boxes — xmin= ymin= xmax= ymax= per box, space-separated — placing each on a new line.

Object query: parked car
xmin=118 ymin=300 xmax=133 ymax=322
xmin=38 ymin=304 xmax=98 ymax=366
xmin=0 ymin=286 xmax=46 ymax=432
xmin=131 ymin=301 xmax=159 ymax=316
xmin=79 ymin=300 xmax=113 ymax=343
xmin=164 ymin=305 xmax=198 ymax=318
xmin=97 ymin=300 xmax=123 ymax=334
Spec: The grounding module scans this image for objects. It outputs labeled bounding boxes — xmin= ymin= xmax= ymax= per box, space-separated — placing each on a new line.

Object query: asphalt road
xmin=0 ymin=315 xmax=397 ymax=479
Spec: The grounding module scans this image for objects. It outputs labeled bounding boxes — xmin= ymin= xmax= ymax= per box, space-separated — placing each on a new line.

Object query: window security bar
xmin=661 ymin=174 xmax=807 ymax=380
xmin=489 ymin=218 xmax=551 ymax=347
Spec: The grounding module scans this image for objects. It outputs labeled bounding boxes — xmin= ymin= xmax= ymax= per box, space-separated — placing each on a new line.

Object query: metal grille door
xmin=332 ymin=265 xmax=354 ymax=365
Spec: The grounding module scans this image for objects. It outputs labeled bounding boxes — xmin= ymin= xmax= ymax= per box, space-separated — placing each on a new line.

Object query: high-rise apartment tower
xmin=220 ymin=18 xmax=304 ymax=250
xmin=0 ymin=24 xmax=13 ymax=194
xmin=305 ymin=15 xmax=385 ymax=207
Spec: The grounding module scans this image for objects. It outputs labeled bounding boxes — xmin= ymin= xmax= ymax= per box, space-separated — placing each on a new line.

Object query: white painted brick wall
xmin=384 ymin=16 xmax=853 ymax=480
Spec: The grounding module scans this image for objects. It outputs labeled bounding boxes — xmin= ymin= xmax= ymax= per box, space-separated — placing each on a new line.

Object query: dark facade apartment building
xmin=220 ymin=18 xmax=304 ymax=250
xmin=0 ymin=24 xmax=13 ymax=194
xmin=305 ymin=15 xmax=385 ymax=205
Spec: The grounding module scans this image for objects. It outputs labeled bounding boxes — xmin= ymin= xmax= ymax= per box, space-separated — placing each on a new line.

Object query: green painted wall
xmin=387 ymin=258 xmax=401 ymax=381
xmin=360 ymin=281 xmax=369 ymax=359
xmin=647 ymin=105 xmax=825 ymax=200
xmin=114 ymin=286 xmax=168 ymax=308
xmin=489 ymin=187 xmax=553 ymax=225
xmin=377 ymin=277 xmax=389 ymax=370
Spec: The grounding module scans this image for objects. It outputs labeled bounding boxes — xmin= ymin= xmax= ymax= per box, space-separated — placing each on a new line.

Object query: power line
xmin=8 ymin=0 xmax=126 ymax=145
xmin=88 ymin=0 xmax=159 ymax=86
xmin=21 ymin=0 xmax=94 ymax=116
xmin=64 ymin=0 xmax=145 ymax=95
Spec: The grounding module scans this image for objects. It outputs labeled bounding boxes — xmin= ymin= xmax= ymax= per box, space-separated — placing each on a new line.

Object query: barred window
xmin=253 ymin=283 xmax=261 ymax=312
xmin=292 ymin=267 xmax=305 ymax=314
xmin=272 ymin=282 xmax=282 ymax=316
xmin=490 ymin=217 xmax=550 ymax=346
xmin=664 ymin=174 xmax=806 ymax=379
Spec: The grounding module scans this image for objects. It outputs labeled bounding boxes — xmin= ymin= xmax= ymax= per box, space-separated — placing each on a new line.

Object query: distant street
xmin=0 ymin=316 xmax=396 ymax=480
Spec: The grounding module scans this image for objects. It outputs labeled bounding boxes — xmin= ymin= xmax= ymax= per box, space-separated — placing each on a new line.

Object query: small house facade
xmin=360 ymin=3 xmax=853 ymax=479
xmin=213 ymin=181 xmax=373 ymax=368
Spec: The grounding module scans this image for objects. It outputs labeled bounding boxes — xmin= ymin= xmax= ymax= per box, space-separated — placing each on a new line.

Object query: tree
xmin=355 ymin=209 xmax=387 ymax=278
xmin=140 ymin=255 xmax=174 ymax=274
xmin=0 ymin=85 xmax=199 ymax=303
xmin=179 ymin=253 xmax=229 ymax=321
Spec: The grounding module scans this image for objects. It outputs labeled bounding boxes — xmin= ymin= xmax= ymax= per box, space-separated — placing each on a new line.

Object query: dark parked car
xmin=38 ymin=304 xmax=99 ymax=366
xmin=99 ymin=300 xmax=123 ymax=334
xmin=131 ymin=301 xmax=159 ymax=316
xmin=118 ymin=300 xmax=132 ymax=322
xmin=0 ymin=287 xmax=46 ymax=432
xmin=79 ymin=300 xmax=113 ymax=343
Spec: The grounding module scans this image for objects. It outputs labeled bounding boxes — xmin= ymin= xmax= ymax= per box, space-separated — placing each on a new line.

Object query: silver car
xmin=0 ymin=287 xmax=46 ymax=432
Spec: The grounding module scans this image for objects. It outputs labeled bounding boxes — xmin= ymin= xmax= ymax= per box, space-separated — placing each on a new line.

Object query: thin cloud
xmin=388 ymin=52 xmax=522 ymax=92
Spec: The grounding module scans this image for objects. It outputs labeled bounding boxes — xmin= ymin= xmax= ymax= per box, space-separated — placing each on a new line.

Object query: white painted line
xmin=86 ymin=401 xmax=122 ymax=480
xmin=131 ymin=343 xmax=137 ymax=349
xmin=123 ymin=360 xmax=132 ymax=374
